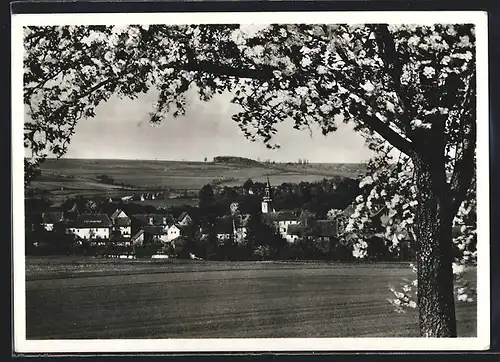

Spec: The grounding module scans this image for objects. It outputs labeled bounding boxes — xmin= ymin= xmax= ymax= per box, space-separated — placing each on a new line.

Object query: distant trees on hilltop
xmin=212 ymin=156 xmax=262 ymax=166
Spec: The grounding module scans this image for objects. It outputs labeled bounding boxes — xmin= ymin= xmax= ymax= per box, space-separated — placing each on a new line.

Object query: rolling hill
xmin=27 ymin=158 xmax=367 ymax=205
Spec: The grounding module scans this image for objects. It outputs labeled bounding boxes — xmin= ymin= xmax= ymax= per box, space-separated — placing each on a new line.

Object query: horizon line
xmin=42 ymin=156 xmax=369 ymax=164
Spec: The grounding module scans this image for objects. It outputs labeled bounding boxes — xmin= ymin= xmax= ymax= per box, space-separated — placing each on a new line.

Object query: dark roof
xmin=287 ymin=224 xmax=305 ymax=237
xmin=132 ymin=214 xmax=172 ymax=225
xmin=109 ymin=232 xmax=132 ymax=241
xmin=262 ymin=211 xmax=299 ymax=222
xmin=110 ymin=209 xmax=121 ymax=219
xmin=276 ymin=211 xmax=300 ymax=222
xmin=131 ymin=229 xmax=144 ymax=242
xmin=308 ymin=220 xmax=338 ymax=237
xmin=143 ymin=225 xmax=165 ymax=235
xmin=300 ymin=210 xmax=317 ymax=219
xmin=216 ymin=218 xmax=233 ymax=234
xmin=41 ymin=211 xmax=65 ymax=224
xmin=73 ymin=214 xmax=112 ymax=228
xmin=262 ymin=212 xmax=279 ymax=222
xmin=177 ymin=212 xmax=190 ymax=222
xmin=115 ymin=217 xmax=131 ymax=227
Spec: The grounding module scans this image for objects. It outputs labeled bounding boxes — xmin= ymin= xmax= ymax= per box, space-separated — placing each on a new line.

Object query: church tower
xmin=261 ymin=177 xmax=274 ymax=213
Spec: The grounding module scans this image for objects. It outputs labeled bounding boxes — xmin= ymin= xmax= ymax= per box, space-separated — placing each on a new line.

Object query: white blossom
xmin=423 ymin=66 xmax=436 ymax=78
xmin=407 ymin=36 xmax=420 ymax=47
xmin=457 ymin=294 xmax=468 ymax=302
xmin=300 ymin=46 xmax=312 ymax=55
xmin=104 ymin=51 xmax=114 ymax=62
xmin=295 ymin=86 xmax=308 ymax=96
xmin=253 ymin=45 xmax=265 ymax=56
xmin=317 ymin=65 xmax=328 ymax=74
xmin=319 ymin=103 xmax=333 ymax=114
xmin=272 ymin=70 xmax=282 ymax=79
xmin=386 ymin=101 xmax=395 ymax=113
xmin=361 ymin=81 xmax=375 ymax=94
xmin=452 ymin=262 xmax=466 ymax=275
xmin=359 ymin=175 xmax=374 ymax=188
xmin=300 ymin=56 xmax=312 ymax=68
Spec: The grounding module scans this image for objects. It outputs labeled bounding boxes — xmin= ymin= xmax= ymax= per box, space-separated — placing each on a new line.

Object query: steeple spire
xmin=262 ymin=176 xmax=273 ymax=213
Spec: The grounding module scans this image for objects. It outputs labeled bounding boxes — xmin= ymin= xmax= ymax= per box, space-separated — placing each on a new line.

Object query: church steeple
xmin=261 ymin=176 xmax=273 ymax=213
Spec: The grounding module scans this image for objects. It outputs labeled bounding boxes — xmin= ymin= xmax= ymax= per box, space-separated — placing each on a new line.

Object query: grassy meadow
xmin=25 ymin=257 xmax=476 ymax=339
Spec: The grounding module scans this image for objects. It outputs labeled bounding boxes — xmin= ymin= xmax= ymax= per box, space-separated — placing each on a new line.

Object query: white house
xmin=67 ymin=214 xmax=112 ymax=240
xmin=273 ymin=212 xmax=300 ymax=242
xmin=166 ymin=224 xmax=181 ymax=241
xmin=110 ymin=209 xmax=132 ymax=238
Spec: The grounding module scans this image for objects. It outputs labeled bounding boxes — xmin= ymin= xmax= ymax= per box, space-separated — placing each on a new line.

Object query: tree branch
xmin=169 ymin=60 xmax=275 ymax=81
xmin=360 ymin=113 xmax=415 ymax=156
xmin=374 ymin=24 xmax=414 ymax=125
xmin=331 ymin=39 xmax=415 ymax=155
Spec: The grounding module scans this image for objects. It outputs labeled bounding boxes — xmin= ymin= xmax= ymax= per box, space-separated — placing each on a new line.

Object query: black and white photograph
xmin=12 ymin=11 xmax=489 ymax=353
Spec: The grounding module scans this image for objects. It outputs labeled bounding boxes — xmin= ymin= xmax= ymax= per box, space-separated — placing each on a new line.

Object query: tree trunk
xmin=414 ymin=157 xmax=457 ymax=337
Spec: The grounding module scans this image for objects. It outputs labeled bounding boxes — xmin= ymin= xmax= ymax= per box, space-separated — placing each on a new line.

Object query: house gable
xmin=177 ymin=212 xmax=192 ymax=225
xmin=168 ymin=224 xmax=181 ymax=233
xmin=111 ymin=209 xmax=129 ymax=220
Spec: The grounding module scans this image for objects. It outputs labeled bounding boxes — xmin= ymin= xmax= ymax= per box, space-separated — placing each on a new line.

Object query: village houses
xmin=211 ymin=177 xmax=348 ymax=245
xmin=66 ymin=214 xmax=113 ymax=242
xmin=30 ymin=176 xmax=359 ymax=255
xmin=258 ymin=177 xmax=350 ymax=243
xmin=130 ymin=212 xmax=192 ymax=247
xmin=32 ymin=205 xmax=195 ymax=252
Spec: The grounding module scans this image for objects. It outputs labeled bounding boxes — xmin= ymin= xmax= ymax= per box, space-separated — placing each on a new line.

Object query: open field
xmin=29 ymin=159 xmax=367 ymax=204
xmin=25 ymin=257 xmax=476 ymax=339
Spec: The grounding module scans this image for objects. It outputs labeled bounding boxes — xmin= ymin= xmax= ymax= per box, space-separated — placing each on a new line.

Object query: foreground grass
xmin=25 ymin=257 xmax=476 ymax=339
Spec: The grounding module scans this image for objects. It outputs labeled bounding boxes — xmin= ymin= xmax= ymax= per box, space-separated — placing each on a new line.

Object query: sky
xmin=59 ymin=88 xmax=376 ymax=163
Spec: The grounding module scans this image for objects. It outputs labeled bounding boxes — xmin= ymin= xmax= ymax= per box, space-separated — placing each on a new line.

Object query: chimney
xmin=163 ymin=216 xmax=167 ymax=225
xmin=148 ymin=217 xmax=153 ymax=225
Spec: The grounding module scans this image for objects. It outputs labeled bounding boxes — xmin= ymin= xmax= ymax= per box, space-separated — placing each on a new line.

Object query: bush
xmin=97 ymin=174 xmax=115 ymax=184
xmin=134 ymin=245 xmax=161 ymax=258
xmin=253 ymin=245 xmax=272 ymax=260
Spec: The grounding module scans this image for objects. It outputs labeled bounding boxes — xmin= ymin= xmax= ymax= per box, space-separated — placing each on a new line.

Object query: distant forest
xmin=212 ymin=156 xmax=263 ymax=166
